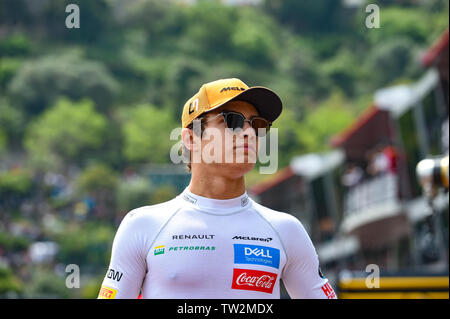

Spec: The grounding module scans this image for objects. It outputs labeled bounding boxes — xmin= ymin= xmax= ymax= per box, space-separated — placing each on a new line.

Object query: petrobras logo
xmin=154 ymin=244 xmax=215 ymax=255
xmin=234 ymin=244 xmax=280 ymax=269
xmin=154 ymin=245 xmax=165 ymax=255
xmin=231 ymin=268 xmax=277 ymax=294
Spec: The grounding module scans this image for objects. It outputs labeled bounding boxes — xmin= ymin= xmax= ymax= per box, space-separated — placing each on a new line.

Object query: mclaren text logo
xmin=220 ymin=87 xmax=246 ymax=93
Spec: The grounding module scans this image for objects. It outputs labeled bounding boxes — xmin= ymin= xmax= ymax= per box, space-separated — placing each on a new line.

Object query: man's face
xmin=191 ymin=100 xmax=261 ymax=178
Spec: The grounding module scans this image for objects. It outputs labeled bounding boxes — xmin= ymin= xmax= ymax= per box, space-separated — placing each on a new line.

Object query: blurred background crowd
xmin=0 ymin=0 xmax=448 ymax=298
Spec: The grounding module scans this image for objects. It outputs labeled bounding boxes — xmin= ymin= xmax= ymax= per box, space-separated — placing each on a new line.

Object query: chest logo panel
xmin=233 ymin=244 xmax=280 ymax=269
xmin=231 ymin=268 xmax=278 ymax=294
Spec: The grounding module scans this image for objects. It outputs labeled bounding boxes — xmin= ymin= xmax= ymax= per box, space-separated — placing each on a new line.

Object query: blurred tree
xmin=0 ymin=169 xmax=33 ymax=227
xmin=55 ymin=222 xmax=115 ymax=270
xmin=0 ymin=127 xmax=6 ymax=155
xmin=0 ymin=169 xmax=33 ymax=211
xmin=365 ymin=37 xmax=421 ymax=88
xmin=116 ymin=176 xmax=153 ymax=213
xmin=24 ymin=98 xmax=108 ymax=170
xmin=0 ymin=0 xmax=32 ymax=29
xmin=81 ymin=274 xmax=104 ymax=299
xmin=263 ymin=0 xmax=347 ymax=34
xmin=277 ymin=38 xmax=331 ymax=102
xmin=0 ymin=230 xmax=30 ymax=252
xmin=75 ymin=164 xmax=118 ymax=220
xmin=296 ymin=90 xmax=355 ymax=154
xmin=8 ymin=53 xmax=119 ymax=114
xmin=26 ymin=266 xmax=71 ymax=298
xmin=150 ymin=184 xmax=177 ymax=205
xmin=0 ymin=34 xmax=31 ymax=57
xmin=163 ymin=57 xmax=209 ymax=116
xmin=319 ymin=49 xmax=361 ymax=97
xmin=0 ymin=265 xmax=23 ymax=298
xmin=270 ymin=107 xmax=305 ymax=168
xmin=121 ymin=104 xmax=177 ymax=164
xmin=182 ymin=0 xmax=237 ymax=59
xmin=364 ymin=7 xmax=430 ymax=45
xmin=28 ymin=0 xmax=113 ymax=44
xmin=231 ymin=8 xmax=279 ymax=66
xmin=0 ymin=57 xmax=23 ymax=90
xmin=117 ymin=0 xmax=185 ymax=42
xmin=0 ymin=99 xmax=25 ymax=150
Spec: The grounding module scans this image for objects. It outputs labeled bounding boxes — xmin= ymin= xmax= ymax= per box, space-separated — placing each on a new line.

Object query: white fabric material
xmin=99 ymin=188 xmax=336 ymax=299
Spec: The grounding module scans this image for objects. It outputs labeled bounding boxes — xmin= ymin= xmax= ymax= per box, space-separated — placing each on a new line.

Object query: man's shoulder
xmin=122 ymin=197 xmax=181 ymax=225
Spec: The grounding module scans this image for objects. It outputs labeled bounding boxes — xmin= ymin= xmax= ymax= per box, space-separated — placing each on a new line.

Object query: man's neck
xmin=188 ymin=171 xmax=246 ymax=200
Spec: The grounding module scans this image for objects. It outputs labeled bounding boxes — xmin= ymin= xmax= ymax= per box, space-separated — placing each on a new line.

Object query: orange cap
xmin=181 ymin=78 xmax=282 ymax=128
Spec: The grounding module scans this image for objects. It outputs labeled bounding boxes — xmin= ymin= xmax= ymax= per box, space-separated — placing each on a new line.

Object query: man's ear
xmin=181 ymin=128 xmax=194 ymax=151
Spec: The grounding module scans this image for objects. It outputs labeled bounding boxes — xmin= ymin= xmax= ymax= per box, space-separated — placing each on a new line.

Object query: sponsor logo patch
xmin=107 ymin=268 xmax=123 ymax=282
xmin=168 ymin=246 xmax=215 ymax=252
xmin=321 ymin=282 xmax=337 ymax=299
xmin=232 ymin=235 xmax=273 ymax=242
xmin=172 ymin=234 xmax=215 ymax=240
xmin=154 ymin=245 xmax=216 ymax=255
xmin=231 ymin=268 xmax=277 ymax=294
xmin=182 ymin=193 xmax=197 ymax=204
xmin=234 ymin=244 xmax=280 ymax=269
xmin=98 ymin=286 xmax=117 ymax=299
xmin=154 ymin=245 xmax=165 ymax=255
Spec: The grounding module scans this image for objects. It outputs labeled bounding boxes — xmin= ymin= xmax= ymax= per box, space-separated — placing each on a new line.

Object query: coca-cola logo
xmin=231 ymin=269 xmax=278 ymax=294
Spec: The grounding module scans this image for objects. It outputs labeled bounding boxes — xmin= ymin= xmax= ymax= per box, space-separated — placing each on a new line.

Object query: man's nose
xmin=241 ymin=121 xmax=256 ymax=137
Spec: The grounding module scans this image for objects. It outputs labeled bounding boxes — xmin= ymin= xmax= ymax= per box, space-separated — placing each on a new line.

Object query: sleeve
xmin=98 ymin=211 xmax=148 ymax=299
xmin=280 ymin=215 xmax=337 ymax=299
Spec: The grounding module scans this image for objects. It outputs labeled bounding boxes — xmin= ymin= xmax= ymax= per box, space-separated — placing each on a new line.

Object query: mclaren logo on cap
xmin=220 ymin=87 xmax=246 ymax=93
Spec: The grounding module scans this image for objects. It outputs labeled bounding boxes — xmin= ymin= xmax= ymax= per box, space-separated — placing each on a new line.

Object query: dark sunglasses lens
xmin=225 ymin=113 xmax=245 ymax=130
xmin=252 ymin=118 xmax=269 ymax=136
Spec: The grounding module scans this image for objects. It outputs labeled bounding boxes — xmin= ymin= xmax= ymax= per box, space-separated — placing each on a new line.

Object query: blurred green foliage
xmin=0 ymin=169 xmax=33 ymax=196
xmin=0 ymin=0 xmax=446 ymax=171
xmin=0 ymin=127 xmax=6 ymax=155
xmin=75 ymin=164 xmax=118 ymax=196
xmin=116 ymin=176 xmax=153 ymax=212
xmin=120 ymin=104 xmax=177 ymax=163
xmin=0 ymin=266 xmax=23 ymax=297
xmin=55 ymin=222 xmax=115 ymax=269
xmin=0 ymin=231 xmax=30 ymax=252
xmin=24 ymin=98 xmax=108 ymax=169
xmin=26 ymin=266 xmax=71 ymax=298
xmin=8 ymin=54 xmax=119 ymax=114
xmin=151 ymin=184 xmax=178 ymax=204
xmin=0 ymin=0 xmax=447 ymax=299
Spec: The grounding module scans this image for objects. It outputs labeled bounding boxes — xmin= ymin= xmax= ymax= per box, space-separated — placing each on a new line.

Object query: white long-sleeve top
xmin=98 ymin=188 xmax=337 ymax=299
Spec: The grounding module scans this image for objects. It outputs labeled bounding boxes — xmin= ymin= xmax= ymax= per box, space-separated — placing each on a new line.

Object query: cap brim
xmin=207 ymin=87 xmax=283 ymax=123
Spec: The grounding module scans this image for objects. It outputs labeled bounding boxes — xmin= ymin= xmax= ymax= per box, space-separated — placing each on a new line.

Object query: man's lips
xmin=234 ymin=144 xmax=256 ymax=152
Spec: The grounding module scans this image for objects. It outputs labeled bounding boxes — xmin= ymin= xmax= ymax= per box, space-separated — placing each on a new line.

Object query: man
xmin=98 ymin=78 xmax=337 ymax=299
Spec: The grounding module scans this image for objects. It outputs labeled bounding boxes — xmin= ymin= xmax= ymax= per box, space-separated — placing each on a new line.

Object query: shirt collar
xmin=179 ymin=187 xmax=251 ymax=215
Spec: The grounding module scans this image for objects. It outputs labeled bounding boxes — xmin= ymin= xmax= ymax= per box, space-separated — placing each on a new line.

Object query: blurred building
xmin=248 ymin=29 xmax=449 ymax=292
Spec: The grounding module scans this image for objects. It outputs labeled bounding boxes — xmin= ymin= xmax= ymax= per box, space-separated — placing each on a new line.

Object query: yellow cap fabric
xmin=181 ymin=78 xmax=282 ymax=128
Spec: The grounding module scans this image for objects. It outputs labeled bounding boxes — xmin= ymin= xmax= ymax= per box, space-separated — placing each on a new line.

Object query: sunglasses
xmin=201 ymin=111 xmax=271 ymax=137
